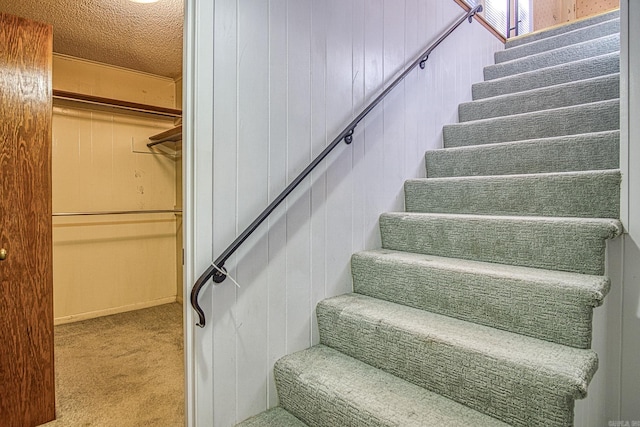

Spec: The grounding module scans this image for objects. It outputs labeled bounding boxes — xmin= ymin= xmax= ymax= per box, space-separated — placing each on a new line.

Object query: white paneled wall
xmin=573 ymin=2 xmax=640 ymax=425
xmin=186 ymin=0 xmax=503 ymax=425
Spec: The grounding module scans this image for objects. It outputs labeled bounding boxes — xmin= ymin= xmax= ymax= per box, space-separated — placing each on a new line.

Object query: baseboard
xmin=54 ymin=296 xmax=179 ymax=325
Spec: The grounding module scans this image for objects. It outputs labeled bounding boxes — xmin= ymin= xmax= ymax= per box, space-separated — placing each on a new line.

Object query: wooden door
xmin=0 ymin=13 xmax=55 ymax=427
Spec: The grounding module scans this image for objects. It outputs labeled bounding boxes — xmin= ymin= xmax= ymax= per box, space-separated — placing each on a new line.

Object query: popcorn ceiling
xmin=0 ymin=0 xmax=183 ymax=78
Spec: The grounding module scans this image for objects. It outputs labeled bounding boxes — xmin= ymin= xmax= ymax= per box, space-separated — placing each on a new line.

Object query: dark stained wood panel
xmin=0 ymin=12 xmax=55 ymax=426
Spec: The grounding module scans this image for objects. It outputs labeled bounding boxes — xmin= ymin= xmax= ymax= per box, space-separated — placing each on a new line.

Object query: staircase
xmin=238 ymin=9 xmax=622 ymax=427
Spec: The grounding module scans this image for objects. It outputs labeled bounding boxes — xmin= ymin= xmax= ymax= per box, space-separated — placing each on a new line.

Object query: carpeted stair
xmin=237 ymin=9 xmax=622 ymax=427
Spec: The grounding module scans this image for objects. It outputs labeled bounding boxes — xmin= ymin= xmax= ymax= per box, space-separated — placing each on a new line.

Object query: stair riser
xmin=404 ymin=171 xmax=621 ymax=218
xmin=426 ymin=132 xmax=620 ymax=177
xmin=352 ymin=252 xmax=607 ymax=348
xmin=379 ymin=214 xmax=620 ymax=275
xmin=443 ymin=100 xmax=619 ymax=148
xmin=473 ymin=52 xmax=620 ymax=100
xmin=496 ymin=19 xmax=620 ymax=64
xmin=505 ymin=11 xmax=619 ymax=48
xmin=485 ymin=34 xmax=619 ymax=80
xmin=317 ymin=300 xmax=592 ymax=427
xmin=460 ymin=74 xmax=619 ymax=122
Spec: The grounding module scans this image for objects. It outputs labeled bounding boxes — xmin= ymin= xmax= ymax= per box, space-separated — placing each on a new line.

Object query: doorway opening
xmin=0 ymin=1 xmax=186 ymax=425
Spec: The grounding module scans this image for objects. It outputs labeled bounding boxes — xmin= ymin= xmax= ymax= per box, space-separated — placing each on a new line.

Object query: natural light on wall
xmin=129 ymin=0 xmax=159 ymax=3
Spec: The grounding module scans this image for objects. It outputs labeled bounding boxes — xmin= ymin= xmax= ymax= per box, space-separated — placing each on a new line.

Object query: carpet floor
xmin=41 ymin=303 xmax=184 ymax=427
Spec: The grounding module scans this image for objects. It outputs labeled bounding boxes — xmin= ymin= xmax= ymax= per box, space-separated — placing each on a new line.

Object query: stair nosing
xmin=381 ymin=210 xmax=622 ymax=227
xmin=406 ymin=169 xmax=621 ymax=183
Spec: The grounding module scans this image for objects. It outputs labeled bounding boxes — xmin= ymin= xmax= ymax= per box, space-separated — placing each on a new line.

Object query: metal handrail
xmin=190 ymin=5 xmax=483 ymax=327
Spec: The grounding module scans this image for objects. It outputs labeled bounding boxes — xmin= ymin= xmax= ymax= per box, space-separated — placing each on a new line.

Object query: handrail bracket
xmin=419 ymin=55 xmax=429 ymax=70
xmin=344 ymin=129 xmax=354 ymax=145
xmin=212 ymin=265 xmax=227 ymax=283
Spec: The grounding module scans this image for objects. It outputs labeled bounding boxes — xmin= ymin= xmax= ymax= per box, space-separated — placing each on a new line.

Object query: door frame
xmin=183 ymin=0 xmax=216 ymax=425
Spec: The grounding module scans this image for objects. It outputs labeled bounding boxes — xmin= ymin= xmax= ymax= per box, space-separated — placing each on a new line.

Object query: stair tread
xmin=485 ymin=33 xmax=619 ymax=80
xmin=355 ymin=248 xmax=609 ymax=297
xmin=276 ymin=345 xmax=509 ymax=427
xmin=473 ymin=51 xmax=619 ymax=100
xmin=405 ymin=169 xmax=620 ymax=218
xmin=379 ymin=212 xmax=622 ymax=275
xmin=443 ymin=99 xmax=620 ymax=148
xmin=505 ymin=9 xmax=619 ymax=48
xmin=352 ymin=249 xmax=609 ymax=348
xmin=460 ymin=73 xmax=619 ymax=122
xmin=236 ymin=408 xmax=308 ymax=427
xmin=318 ymin=294 xmax=599 ymax=425
xmin=496 ymin=18 xmax=620 ymax=63
xmin=426 ymin=131 xmax=620 ymax=177
xmin=410 ymin=169 xmax=620 ymax=182
xmin=320 ymin=293 xmax=598 ymax=395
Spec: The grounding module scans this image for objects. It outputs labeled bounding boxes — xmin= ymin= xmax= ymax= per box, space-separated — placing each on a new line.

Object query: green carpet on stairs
xmin=425 ymin=131 xmax=620 ymax=177
xmin=352 ymin=249 xmax=609 ymax=348
xmin=236 ymin=10 xmax=623 ymax=427
xmin=472 ymin=51 xmax=620 ymax=100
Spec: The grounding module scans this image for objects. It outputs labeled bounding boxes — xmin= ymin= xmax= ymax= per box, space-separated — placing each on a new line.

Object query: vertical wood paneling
xmin=362 ymin=0 xmax=385 ymax=250
xmin=211 ymin=0 xmax=237 ymax=424
xmin=619 ymin=2 xmax=640 ymax=421
xmin=403 ymin=0 xmax=421 ymax=180
xmin=309 ymin=0 xmax=328 ymax=345
xmin=324 ymin=0 xmax=355 ymax=298
xmin=285 ymin=0 xmax=313 ymax=356
xmin=351 ymin=0 xmax=366 ymax=252
xmin=193 ymin=1 xmax=504 ymax=424
xmin=266 ymin=0 xmax=288 ymax=408
xmin=383 ymin=0 xmax=407 ymax=213
xmin=235 ymin=0 xmax=270 ymax=419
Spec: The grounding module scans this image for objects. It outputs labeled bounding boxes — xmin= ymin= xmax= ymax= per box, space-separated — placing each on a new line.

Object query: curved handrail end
xmin=190 ymin=263 xmax=228 ymax=328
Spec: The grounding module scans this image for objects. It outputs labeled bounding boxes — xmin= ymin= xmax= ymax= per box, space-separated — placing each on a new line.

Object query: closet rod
xmin=53 ymin=209 xmax=182 ymax=217
xmin=53 ymin=90 xmax=182 ymax=118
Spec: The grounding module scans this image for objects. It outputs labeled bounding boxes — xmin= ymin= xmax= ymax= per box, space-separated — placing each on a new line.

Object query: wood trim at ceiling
xmin=452 ymin=0 xmax=508 ymax=43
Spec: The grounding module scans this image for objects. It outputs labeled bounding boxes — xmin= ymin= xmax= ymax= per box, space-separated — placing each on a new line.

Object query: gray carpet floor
xmin=41 ymin=303 xmax=184 ymax=427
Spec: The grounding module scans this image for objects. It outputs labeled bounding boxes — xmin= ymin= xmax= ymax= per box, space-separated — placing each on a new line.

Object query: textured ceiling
xmin=0 ymin=0 xmax=183 ymax=78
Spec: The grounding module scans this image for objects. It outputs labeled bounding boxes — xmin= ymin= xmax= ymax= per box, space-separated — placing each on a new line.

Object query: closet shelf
xmin=53 ymin=89 xmax=182 ymax=118
xmin=147 ymin=125 xmax=182 ymax=148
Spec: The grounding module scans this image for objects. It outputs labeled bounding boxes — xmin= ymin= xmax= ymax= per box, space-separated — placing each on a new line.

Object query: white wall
xmin=619 ymin=0 xmax=640 ymax=421
xmin=573 ymin=2 xmax=640 ymax=425
xmin=185 ymin=0 xmax=503 ymax=425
